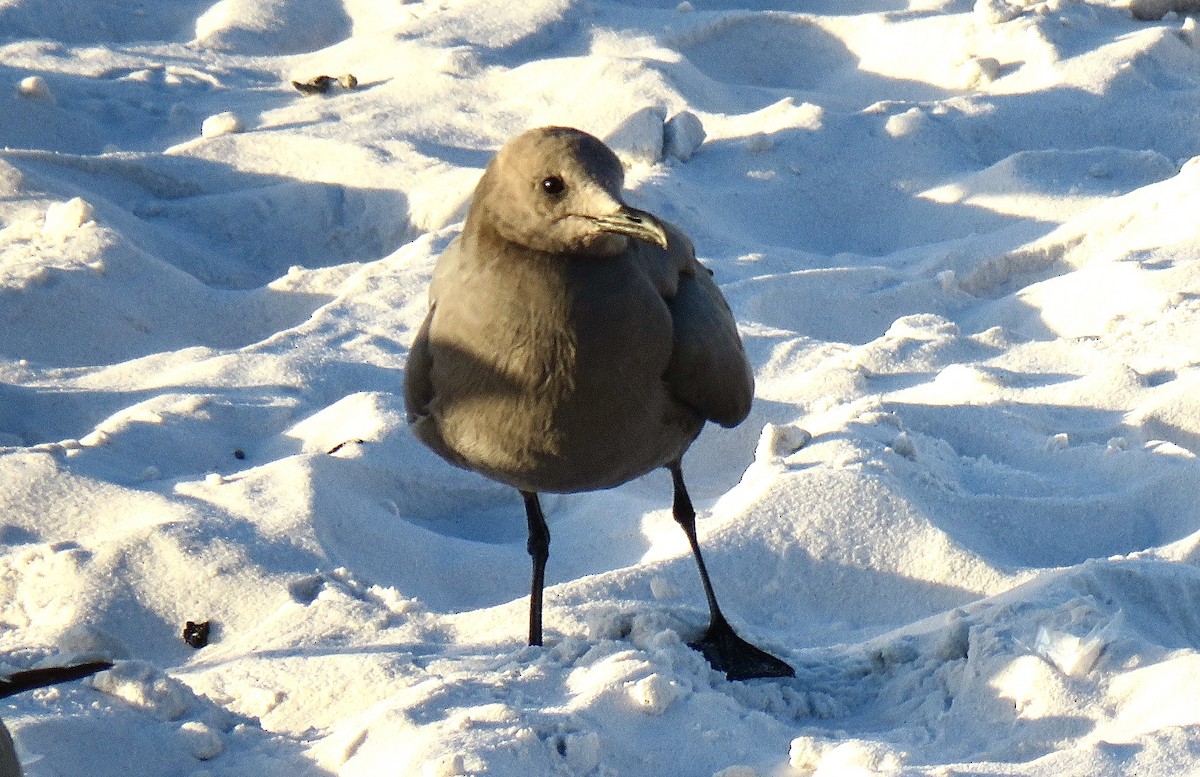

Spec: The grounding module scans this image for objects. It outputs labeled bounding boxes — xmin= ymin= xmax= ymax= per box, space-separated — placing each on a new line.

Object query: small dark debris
xmin=233 ymin=449 xmax=246 ymax=460
xmin=292 ymin=75 xmax=334 ymax=94
xmin=183 ymin=620 xmax=211 ymax=649
xmin=291 ymin=73 xmax=358 ymax=95
xmin=327 ymin=438 xmax=365 ymax=455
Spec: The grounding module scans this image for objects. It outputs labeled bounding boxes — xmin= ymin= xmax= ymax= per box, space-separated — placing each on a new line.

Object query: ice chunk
xmin=629 ymin=673 xmax=681 ymax=715
xmin=90 ymin=661 xmax=190 ymax=721
xmin=1034 ymin=625 xmax=1104 ymax=677
xmin=605 ymin=106 xmax=667 ymax=165
xmin=179 ymin=721 xmax=224 ymax=761
xmin=17 ymin=75 xmax=51 ymax=100
xmin=664 ymin=111 xmax=706 ymax=162
xmin=42 ymin=197 xmax=94 ymax=238
xmin=201 ymin=111 xmax=244 ymax=138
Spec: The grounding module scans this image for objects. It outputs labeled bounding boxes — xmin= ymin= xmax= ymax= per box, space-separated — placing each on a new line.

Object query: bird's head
xmin=470 ymin=126 xmax=669 ymax=257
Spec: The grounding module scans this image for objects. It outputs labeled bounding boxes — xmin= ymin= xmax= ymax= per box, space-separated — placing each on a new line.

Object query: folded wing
xmin=643 ymin=224 xmax=754 ymax=429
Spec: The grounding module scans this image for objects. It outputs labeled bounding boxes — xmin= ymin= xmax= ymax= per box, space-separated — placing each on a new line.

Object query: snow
xmin=1 ymin=0 xmax=1200 ymax=775
xmin=200 ymin=112 xmax=245 ymax=139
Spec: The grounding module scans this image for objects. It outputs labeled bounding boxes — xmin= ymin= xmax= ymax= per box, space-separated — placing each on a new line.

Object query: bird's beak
xmin=591 ymin=206 xmax=669 ymax=250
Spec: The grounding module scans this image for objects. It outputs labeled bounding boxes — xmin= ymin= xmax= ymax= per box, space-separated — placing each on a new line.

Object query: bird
xmin=0 ymin=661 xmax=113 ymax=777
xmin=404 ymin=126 xmax=793 ymax=680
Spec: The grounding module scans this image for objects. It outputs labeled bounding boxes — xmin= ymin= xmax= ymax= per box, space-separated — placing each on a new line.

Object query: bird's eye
xmin=541 ymin=176 xmax=565 ymax=195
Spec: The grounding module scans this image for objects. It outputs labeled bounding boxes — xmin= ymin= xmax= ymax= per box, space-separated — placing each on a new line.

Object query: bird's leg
xmin=522 ymin=490 xmax=550 ymax=646
xmin=670 ymin=463 xmax=794 ymax=681
xmin=670 ymin=464 xmax=729 ymax=629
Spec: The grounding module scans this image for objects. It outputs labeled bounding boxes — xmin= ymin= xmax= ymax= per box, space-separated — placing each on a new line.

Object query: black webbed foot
xmin=689 ymin=616 xmax=794 ymax=681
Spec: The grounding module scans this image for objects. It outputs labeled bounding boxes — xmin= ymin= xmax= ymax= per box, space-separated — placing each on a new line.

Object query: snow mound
xmin=4 ymin=1 xmax=1200 ymax=776
xmin=194 ymin=0 xmax=352 ymax=55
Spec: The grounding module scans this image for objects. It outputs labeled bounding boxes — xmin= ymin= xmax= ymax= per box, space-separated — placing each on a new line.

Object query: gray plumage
xmin=404 ymin=126 xmax=791 ymax=680
xmin=0 ymin=722 xmax=18 ymax=777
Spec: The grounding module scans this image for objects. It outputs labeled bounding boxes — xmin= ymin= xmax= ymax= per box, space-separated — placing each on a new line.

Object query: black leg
xmin=0 ymin=661 xmax=113 ymax=699
xmin=522 ymin=490 xmax=550 ymax=646
xmin=669 ymin=462 xmax=794 ymax=681
xmin=670 ymin=463 xmax=730 ymax=630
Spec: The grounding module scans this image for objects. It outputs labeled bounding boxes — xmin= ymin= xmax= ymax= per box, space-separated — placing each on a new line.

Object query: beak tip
xmin=595 ymin=207 xmax=670 ymax=250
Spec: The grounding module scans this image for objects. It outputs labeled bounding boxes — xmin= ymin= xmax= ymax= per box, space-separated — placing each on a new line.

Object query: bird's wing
xmin=645 ymin=223 xmax=754 ymax=429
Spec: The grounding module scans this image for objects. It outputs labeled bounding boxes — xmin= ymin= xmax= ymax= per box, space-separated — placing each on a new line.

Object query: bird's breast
xmin=425 ymin=252 xmax=698 ymax=492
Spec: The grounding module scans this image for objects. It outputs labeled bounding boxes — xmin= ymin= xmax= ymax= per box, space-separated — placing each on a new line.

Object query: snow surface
xmin=2 ymin=0 xmax=1200 ymax=775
